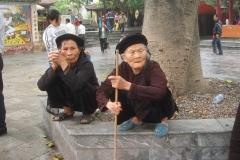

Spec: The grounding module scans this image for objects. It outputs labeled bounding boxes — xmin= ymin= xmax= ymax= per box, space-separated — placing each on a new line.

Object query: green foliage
xmin=51 ymin=0 xmax=90 ymax=14
xmin=98 ymin=0 xmax=144 ymax=13
xmin=126 ymin=0 xmax=144 ymax=12
xmin=204 ymin=0 xmax=215 ymax=7
xmin=51 ymin=0 xmax=70 ymax=14
xmin=69 ymin=0 xmax=88 ymax=5
xmin=204 ymin=0 xmax=240 ymax=16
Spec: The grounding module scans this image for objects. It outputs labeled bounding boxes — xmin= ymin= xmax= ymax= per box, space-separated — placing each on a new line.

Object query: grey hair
xmin=142 ymin=44 xmax=151 ymax=62
xmin=122 ymin=44 xmax=151 ymax=61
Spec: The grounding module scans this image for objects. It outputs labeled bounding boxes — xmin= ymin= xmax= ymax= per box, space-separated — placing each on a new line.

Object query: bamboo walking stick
xmin=114 ymin=50 xmax=119 ymax=160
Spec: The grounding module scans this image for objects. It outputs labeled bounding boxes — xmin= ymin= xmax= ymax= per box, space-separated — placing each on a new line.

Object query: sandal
xmin=154 ymin=123 xmax=168 ymax=137
xmin=52 ymin=112 xmax=74 ymax=121
xmin=80 ymin=115 xmax=95 ymax=124
xmin=118 ymin=119 xmax=142 ymax=131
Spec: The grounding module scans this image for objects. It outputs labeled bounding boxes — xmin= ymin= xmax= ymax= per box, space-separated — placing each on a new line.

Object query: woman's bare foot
xmin=131 ymin=116 xmax=142 ymax=125
xmin=53 ymin=106 xmax=74 ymax=121
xmin=161 ymin=117 xmax=168 ymax=125
xmin=80 ymin=112 xmax=95 ymax=123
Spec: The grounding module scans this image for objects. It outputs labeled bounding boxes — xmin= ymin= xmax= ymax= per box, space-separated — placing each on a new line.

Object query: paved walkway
xmin=0 ymin=44 xmax=239 ymax=159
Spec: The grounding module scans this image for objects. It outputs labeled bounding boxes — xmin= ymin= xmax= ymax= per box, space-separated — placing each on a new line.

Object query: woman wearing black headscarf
xmin=38 ymin=34 xmax=99 ymax=124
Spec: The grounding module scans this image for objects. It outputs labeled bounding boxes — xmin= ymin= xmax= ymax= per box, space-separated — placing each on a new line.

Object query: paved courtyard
xmin=0 ymin=44 xmax=239 ymax=159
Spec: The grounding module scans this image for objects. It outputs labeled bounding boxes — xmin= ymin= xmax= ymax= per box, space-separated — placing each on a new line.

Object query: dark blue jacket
xmin=213 ymin=20 xmax=222 ymax=36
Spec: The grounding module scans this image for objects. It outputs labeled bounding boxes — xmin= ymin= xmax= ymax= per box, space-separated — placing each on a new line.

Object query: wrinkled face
xmin=121 ymin=44 xmax=147 ymax=74
xmin=50 ymin=15 xmax=61 ymax=27
xmin=61 ymin=40 xmax=81 ymax=66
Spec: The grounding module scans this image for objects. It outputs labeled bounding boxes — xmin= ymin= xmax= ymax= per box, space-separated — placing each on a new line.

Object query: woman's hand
xmin=106 ymin=102 xmax=122 ymax=115
xmin=108 ymin=76 xmax=131 ymax=91
xmin=48 ymin=50 xmax=68 ymax=70
xmin=84 ymin=50 xmax=91 ymax=56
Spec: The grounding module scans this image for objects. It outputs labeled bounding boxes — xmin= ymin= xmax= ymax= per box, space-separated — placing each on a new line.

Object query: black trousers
xmin=0 ymin=55 xmax=6 ymax=131
xmin=47 ymin=82 xmax=98 ymax=115
xmin=120 ymin=23 xmax=124 ymax=33
xmin=110 ymin=88 xmax=177 ymax=125
xmin=229 ymin=103 xmax=240 ymax=159
xmin=100 ymin=38 xmax=106 ymax=52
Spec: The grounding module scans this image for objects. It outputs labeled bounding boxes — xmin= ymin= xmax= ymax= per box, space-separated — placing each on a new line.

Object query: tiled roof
xmin=0 ymin=0 xmax=40 ymax=2
xmin=84 ymin=2 xmax=103 ymax=11
xmin=38 ymin=0 xmax=56 ymax=6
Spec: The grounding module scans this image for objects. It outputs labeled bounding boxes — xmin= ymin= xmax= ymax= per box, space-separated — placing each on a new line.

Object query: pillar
xmin=228 ymin=0 xmax=233 ymax=25
xmin=216 ymin=0 xmax=221 ymax=21
xmin=103 ymin=0 xmax=106 ymax=16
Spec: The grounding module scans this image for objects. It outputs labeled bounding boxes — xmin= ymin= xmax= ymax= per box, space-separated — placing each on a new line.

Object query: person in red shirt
xmin=101 ymin=15 xmax=105 ymax=23
xmin=74 ymin=16 xmax=80 ymax=26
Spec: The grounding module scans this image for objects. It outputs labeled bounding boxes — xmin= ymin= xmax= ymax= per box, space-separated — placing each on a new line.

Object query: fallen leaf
xmin=33 ymin=88 xmax=40 ymax=91
xmin=28 ymin=76 xmax=32 ymax=79
xmin=39 ymin=74 xmax=43 ymax=76
xmin=189 ymin=110 xmax=194 ymax=114
xmin=53 ymin=154 xmax=63 ymax=160
xmin=226 ymin=79 xmax=232 ymax=84
xmin=178 ymin=96 xmax=182 ymax=99
xmin=101 ymin=74 xmax=106 ymax=78
xmin=106 ymin=68 xmax=110 ymax=71
xmin=45 ymin=141 xmax=55 ymax=147
xmin=39 ymin=134 xmax=47 ymax=138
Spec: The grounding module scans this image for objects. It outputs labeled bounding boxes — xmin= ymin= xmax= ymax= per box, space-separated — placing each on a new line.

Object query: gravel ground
xmin=96 ymin=78 xmax=240 ymax=122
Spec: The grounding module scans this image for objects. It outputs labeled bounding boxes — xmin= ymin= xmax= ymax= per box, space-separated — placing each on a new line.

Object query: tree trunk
xmin=142 ymin=0 xmax=208 ymax=96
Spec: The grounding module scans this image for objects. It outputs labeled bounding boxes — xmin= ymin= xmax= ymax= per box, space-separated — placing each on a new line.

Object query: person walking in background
xmin=98 ymin=22 xmax=109 ymax=53
xmin=0 ymin=12 xmax=7 ymax=136
xmin=108 ymin=10 xmax=115 ymax=31
xmin=114 ymin=20 xmax=120 ymax=30
xmin=114 ymin=12 xmax=120 ymax=30
xmin=212 ymin=14 xmax=223 ymax=55
xmin=43 ymin=9 xmax=67 ymax=66
xmin=97 ymin=16 xmax=102 ymax=28
xmin=105 ymin=11 xmax=109 ymax=30
xmin=102 ymin=15 xmax=105 ymax=24
xmin=65 ymin=18 xmax=76 ymax=35
xmin=74 ymin=16 xmax=80 ymax=26
xmin=225 ymin=16 xmax=229 ymax=25
xmin=68 ymin=9 xmax=75 ymax=24
xmin=237 ymin=17 xmax=240 ymax=25
xmin=114 ymin=12 xmax=119 ymax=23
xmin=119 ymin=13 xmax=126 ymax=34
xmin=77 ymin=21 xmax=86 ymax=47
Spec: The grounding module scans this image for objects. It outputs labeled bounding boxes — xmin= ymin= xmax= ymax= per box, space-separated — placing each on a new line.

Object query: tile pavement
xmin=0 ymin=42 xmax=239 ymax=159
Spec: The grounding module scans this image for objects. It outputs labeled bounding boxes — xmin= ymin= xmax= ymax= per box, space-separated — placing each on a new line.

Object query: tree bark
xmin=142 ymin=0 xmax=208 ymax=96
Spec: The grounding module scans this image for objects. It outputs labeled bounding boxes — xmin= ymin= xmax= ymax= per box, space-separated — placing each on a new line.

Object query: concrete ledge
xmin=40 ymin=97 xmax=233 ymax=160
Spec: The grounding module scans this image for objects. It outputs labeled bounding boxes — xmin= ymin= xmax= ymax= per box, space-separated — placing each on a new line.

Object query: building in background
xmin=0 ymin=1 xmax=41 ymax=54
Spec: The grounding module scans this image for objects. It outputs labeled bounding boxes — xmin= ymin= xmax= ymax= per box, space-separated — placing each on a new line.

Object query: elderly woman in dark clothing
xmin=38 ymin=34 xmax=99 ymax=124
xmin=229 ymin=103 xmax=240 ymax=159
xmin=96 ymin=33 xmax=178 ymax=136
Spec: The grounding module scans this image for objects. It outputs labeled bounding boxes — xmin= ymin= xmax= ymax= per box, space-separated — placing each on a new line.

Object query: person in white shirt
xmin=65 ymin=18 xmax=76 ymax=35
xmin=77 ymin=21 xmax=86 ymax=46
xmin=225 ymin=16 xmax=229 ymax=25
xmin=43 ymin=9 xmax=67 ymax=65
